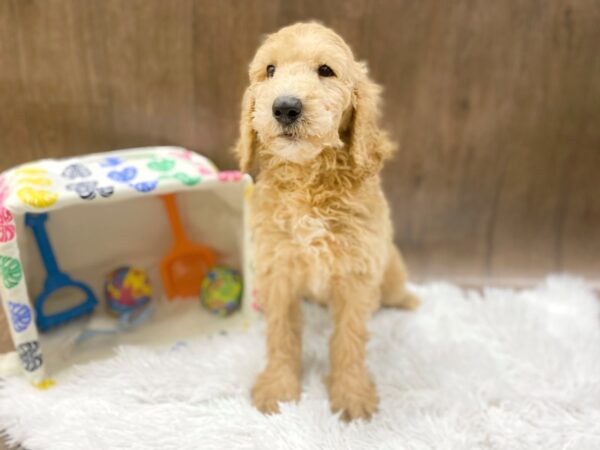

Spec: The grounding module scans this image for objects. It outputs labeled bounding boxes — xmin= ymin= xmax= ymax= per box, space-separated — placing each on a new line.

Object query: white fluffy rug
xmin=1 ymin=277 xmax=600 ymax=450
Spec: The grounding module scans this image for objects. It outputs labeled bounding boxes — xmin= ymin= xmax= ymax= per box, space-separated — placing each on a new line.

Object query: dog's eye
xmin=266 ymin=65 xmax=276 ymax=78
xmin=317 ymin=65 xmax=335 ymax=77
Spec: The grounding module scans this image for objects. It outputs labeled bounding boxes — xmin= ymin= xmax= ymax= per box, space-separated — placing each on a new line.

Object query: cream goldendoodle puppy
xmin=234 ymin=22 xmax=419 ymax=421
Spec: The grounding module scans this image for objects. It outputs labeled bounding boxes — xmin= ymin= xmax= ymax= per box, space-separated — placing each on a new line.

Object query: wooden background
xmin=0 ymin=0 xmax=599 ymax=283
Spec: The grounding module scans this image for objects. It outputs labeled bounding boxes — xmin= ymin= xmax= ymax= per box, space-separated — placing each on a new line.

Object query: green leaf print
xmin=173 ymin=172 xmax=201 ymax=186
xmin=147 ymin=159 xmax=176 ymax=173
xmin=0 ymin=256 xmax=23 ymax=289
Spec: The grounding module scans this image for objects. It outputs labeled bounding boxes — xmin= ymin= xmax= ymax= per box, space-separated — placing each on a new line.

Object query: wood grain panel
xmin=0 ymin=0 xmax=598 ymax=283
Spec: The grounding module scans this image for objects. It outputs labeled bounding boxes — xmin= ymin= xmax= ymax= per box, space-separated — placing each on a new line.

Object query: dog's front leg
xmin=327 ymin=275 xmax=379 ymax=421
xmin=251 ymin=271 xmax=302 ymax=414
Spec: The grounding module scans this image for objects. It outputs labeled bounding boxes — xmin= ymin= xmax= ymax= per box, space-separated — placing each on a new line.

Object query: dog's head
xmin=235 ymin=22 xmax=392 ymax=175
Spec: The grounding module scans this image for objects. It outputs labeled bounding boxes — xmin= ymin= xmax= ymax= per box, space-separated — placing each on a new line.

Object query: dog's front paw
xmin=327 ymin=370 xmax=379 ymax=421
xmin=252 ymin=365 xmax=301 ymax=414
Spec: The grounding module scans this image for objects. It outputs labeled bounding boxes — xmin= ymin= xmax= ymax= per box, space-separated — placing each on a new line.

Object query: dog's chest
xmin=287 ymin=209 xmax=332 ymax=248
xmin=271 ymin=192 xmax=346 ymax=244
xmin=262 ymin=193 xmax=364 ymax=271
xmin=279 ymin=205 xmax=340 ymax=294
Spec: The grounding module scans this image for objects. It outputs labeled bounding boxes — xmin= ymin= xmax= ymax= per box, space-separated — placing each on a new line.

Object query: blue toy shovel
xmin=25 ymin=213 xmax=98 ymax=332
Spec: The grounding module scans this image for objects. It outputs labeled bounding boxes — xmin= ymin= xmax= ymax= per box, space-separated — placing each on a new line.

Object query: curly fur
xmin=234 ymin=22 xmax=419 ymax=421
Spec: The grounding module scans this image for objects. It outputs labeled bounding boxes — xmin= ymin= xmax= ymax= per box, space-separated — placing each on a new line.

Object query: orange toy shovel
xmin=160 ymin=194 xmax=216 ymax=299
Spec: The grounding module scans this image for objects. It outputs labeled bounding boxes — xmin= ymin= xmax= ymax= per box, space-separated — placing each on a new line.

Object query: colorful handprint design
xmin=218 ymin=171 xmax=243 ymax=182
xmin=9 ymin=301 xmax=32 ymax=333
xmin=0 ymin=208 xmax=16 ymax=243
xmin=0 ymin=255 xmax=23 ymax=289
xmin=17 ymin=187 xmax=59 ymax=208
xmin=17 ymin=341 xmax=43 ymax=372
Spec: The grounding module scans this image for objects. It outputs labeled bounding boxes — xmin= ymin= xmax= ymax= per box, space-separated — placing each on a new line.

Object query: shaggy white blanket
xmin=1 ymin=277 xmax=599 ymax=450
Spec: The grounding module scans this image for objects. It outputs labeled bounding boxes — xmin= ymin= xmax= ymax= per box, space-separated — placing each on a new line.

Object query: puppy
xmin=234 ymin=22 xmax=419 ymax=421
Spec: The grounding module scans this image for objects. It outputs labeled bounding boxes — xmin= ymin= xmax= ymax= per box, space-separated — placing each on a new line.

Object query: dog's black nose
xmin=272 ymin=96 xmax=303 ymax=125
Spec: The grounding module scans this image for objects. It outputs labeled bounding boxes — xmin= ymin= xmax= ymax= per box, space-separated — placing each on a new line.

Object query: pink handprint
xmin=169 ymin=149 xmax=194 ymax=161
xmin=218 ymin=171 xmax=242 ymax=182
xmin=251 ymin=288 xmax=261 ymax=311
xmin=0 ymin=207 xmax=16 ymax=243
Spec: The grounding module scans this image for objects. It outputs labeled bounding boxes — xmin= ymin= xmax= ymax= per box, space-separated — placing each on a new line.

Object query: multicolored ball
xmin=200 ymin=267 xmax=242 ymax=317
xmin=104 ymin=266 xmax=152 ymax=316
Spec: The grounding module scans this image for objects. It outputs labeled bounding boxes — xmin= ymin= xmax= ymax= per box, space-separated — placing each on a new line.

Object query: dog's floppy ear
xmin=346 ymin=63 xmax=394 ymax=175
xmin=233 ymin=85 xmax=258 ymax=173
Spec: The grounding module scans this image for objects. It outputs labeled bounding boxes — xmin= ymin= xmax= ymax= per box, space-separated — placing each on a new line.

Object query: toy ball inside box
xmin=105 ymin=266 xmax=152 ymax=315
xmin=200 ymin=266 xmax=243 ymax=316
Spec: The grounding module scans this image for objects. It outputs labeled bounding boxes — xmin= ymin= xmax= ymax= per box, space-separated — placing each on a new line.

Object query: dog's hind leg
xmin=380 ymin=244 xmax=420 ymax=309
